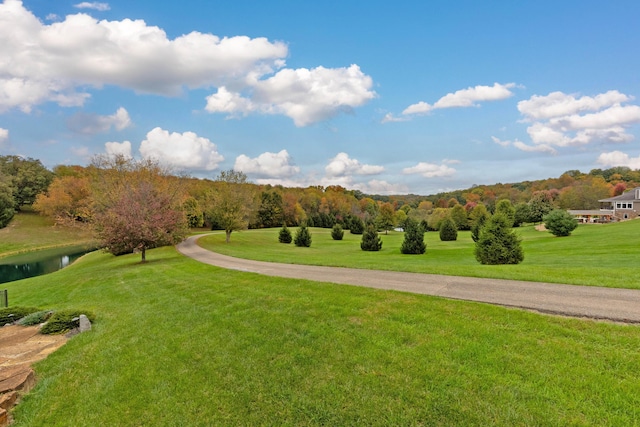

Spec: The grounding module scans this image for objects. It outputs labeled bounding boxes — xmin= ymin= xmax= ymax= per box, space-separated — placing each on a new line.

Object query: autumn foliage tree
xmin=91 ymin=156 xmax=188 ymax=262
xmin=206 ymin=170 xmax=256 ymax=243
xmin=33 ymin=175 xmax=92 ymax=225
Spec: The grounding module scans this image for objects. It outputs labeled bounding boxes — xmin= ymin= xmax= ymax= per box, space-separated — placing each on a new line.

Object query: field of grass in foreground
xmin=0 ymin=211 xmax=94 ymax=258
xmin=199 ymin=220 xmax=640 ymax=289
xmin=5 ymin=247 xmax=640 ymax=426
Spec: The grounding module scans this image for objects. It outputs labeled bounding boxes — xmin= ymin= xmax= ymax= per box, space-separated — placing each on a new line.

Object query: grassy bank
xmin=199 ymin=221 xmax=640 ymax=288
xmin=6 ymin=247 xmax=640 ymax=426
xmin=0 ymin=211 xmax=94 ymax=258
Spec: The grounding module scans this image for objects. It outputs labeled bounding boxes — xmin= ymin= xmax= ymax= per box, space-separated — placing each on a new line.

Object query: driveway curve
xmin=177 ymin=235 xmax=640 ymax=323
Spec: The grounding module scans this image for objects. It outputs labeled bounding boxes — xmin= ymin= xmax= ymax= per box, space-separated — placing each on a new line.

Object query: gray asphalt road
xmin=176 ymin=235 xmax=640 ymax=323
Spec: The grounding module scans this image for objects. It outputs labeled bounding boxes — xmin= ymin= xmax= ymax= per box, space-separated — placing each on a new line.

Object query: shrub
xmin=294 ymin=224 xmax=312 ymax=247
xmin=331 ymin=224 xmax=344 ymax=240
xmin=439 ymin=218 xmax=458 ymax=241
xmin=17 ymin=310 xmax=53 ymax=326
xmin=544 ymin=209 xmax=578 ymax=237
xmin=40 ymin=309 xmax=96 ymax=335
xmin=278 ymin=224 xmax=292 ymax=243
xmin=349 ymin=216 xmax=364 ymax=234
xmin=400 ymin=217 xmax=426 ymax=254
xmin=361 ymin=223 xmax=382 ymax=251
xmin=0 ymin=306 xmax=41 ymax=325
xmin=471 ymin=214 xmax=488 ymax=243
xmin=474 ymin=214 xmax=524 ymax=265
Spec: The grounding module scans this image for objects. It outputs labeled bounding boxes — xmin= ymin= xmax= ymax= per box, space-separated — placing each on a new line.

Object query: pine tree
xmin=439 ymin=217 xmax=458 ymax=241
xmin=349 ymin=216 xmax=364 ymax=234
xmin=294 ymin=224 xmax=312 ymax=247
xmin=360 ymin=223 xmax=382 ymax=251
xmin=279 ymin=224 xmax=292 ymax=243
xmin=543 ymin=209 xmax=578 ymax=237
xmin=400 ymin=217 xmax=426 ymax=254
xmin=331 ymin=223 xmax=344 ymax=240
xmin=474 ymin=214 xmax=524 ymax=265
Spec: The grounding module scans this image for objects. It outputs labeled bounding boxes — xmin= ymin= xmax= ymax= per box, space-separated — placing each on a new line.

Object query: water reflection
xmin=0 ymin=247 xmax=93 ymax=284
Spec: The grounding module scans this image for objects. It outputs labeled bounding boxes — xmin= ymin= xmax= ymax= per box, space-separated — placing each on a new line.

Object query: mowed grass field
xmin=199 ymin=220 xmax=640 ymax=289
xmin=2 ymin=214 xmax=640 ymax=425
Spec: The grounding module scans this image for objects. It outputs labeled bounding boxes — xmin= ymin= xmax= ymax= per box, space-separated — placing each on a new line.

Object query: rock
xmin=0 ymin=407 xmax=7 ymax=427
xmin=0 ymin=392 xmax=16 ymax=411
xmin=79 ymin=314 xmax=91 ymax=332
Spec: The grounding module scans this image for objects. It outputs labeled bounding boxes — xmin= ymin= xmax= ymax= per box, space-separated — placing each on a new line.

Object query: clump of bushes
xmin=40 ymin=309 xmax=96 ymax=335
xmin=331 ymin=224 xmax=344 ymax=240
xmin=0 ymin=306 xmax=41 ymax=325
xmin=278 ymin=224 xmax=292 ymax=243
xmin=17 ymin=310 xmax=53 ymax=326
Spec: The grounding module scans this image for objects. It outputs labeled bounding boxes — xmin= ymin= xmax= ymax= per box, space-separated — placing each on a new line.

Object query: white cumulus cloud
xmin=67 ymin=107 xmax=132 ymax=134
xmin=74 ymin=2 xmax=110 ymax=11
xmin=206 ymin=65 xmax=376 ymax=126
xmin=105 ymin=140 xmax=132 ymax=158
xmin=400 ymin=83 xmax=516 ymax=117
xmin=234 ymin=150 xmax=300 ymax=178
xmin=0 ymin=0 xmax=288 ymax=112
xmin=139 ymin=127 xmax=224 ymax=171
xmin=402 ymin=161 xmax=457 ymax=178
xmin=511 ymin=90 xmax=640 ymax=153
xmin=325 ymin=152 xmax=384 ymax=177
xmin=597 ymin=151 xmax=640 ymax=169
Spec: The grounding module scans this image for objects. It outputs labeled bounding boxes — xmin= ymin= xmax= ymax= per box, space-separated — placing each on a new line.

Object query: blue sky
xmin=1 ymin=0 xmax=639 ymax=195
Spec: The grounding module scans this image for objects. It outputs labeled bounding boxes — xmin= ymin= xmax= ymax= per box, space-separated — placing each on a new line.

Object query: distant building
xmin=598 ymin=187 xmax=640 ymax=221
xmin=567 ymin=209 xmax=613 ymax=223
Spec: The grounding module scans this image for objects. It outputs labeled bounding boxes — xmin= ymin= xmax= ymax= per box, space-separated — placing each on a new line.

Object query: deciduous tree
xmin=544 ymin=209 xmax=578 ymax=237
xmin=0 ymin=155 xmax=53 ymax=208
xmin=206 ymin=170 xmax=256 ymax=243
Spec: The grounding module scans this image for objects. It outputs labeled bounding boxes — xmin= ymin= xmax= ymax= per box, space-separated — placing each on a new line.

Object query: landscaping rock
xmin=79 ymin=314 xmax=91 ymax=332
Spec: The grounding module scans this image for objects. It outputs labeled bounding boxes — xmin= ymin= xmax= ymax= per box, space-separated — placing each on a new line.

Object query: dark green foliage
xmin=17 ymin=310 xmax=53 ymax=326
xmin=400 ymin=217 xmax=426 ymax=254
xmin=0 ymin=306 xmax=41 ymax=324
xmin=475 ymin=214 xmax=524 ymax=265
xmin=278 ymin=224 xmax=292 ymax=243
xmin=331 ymin=224 xmax=344 ymax=240
xmin=528 ymin=193 xmax=554 ymax=223
xmin=40 ymin=309 xmax=96 ymax=335
xmin=361 ymin=223 xmax=382 ymax=251
xmin=495 ymin=199 xmax=516 ymax=227
xmin=514 ymin=202 xmax=530 ymax=227
xmin=439 ymin=217 xmax=458 ymax=241
xmin=544 ymin=209 xmax=579 ymax=237
xmin=349 ymin=216 xmax=364 ymax=234
xmin=0 ymin=174 xmax=15 ymax=228
xmin=256 ymin=191 xmax=283 ymax=228
xmin=471 ymin=213 xmax=489 ymax=243
xmin=294 ymin=224 xmax=312 ymax=247
xmin=0 ymin=155 xmax=53 ymax=208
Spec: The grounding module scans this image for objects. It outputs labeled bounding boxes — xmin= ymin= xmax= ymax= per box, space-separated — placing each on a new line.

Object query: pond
xmin=0 ymin=245 xmax=95 ymax=285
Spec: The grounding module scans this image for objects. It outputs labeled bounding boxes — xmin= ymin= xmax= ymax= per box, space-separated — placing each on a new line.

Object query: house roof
xmin=599 ymin=187 xmax=640 ymax=203
xmin=568 ymin=210 xmax=613 ymax=215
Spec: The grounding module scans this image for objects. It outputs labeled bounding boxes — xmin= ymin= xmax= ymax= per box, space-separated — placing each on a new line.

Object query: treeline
xmin=2 ymin=154 xmax=639 ymax=238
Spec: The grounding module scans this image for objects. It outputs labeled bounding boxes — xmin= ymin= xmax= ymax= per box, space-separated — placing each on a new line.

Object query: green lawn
xmin=5 ymin=247 xmax=640 ymax=426
xmin=198 ymin=221 xmax=640 ymax=288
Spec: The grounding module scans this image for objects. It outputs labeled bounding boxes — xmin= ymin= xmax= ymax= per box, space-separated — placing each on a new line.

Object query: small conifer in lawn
xmin=439 ymin=217 xmax=458 ymax=241
xmin=331 ymin=224 xmax=344 ymax=240
xmin=474 ymin=214 xmax=524 ymax=265
xmin=294 ymin=224 xmax=312 ymax=247
xmin=349 ymin=216 xmax=364 ymax=234
xmin=543 ymin=209 xmax=578 ymax=237
xmin=361 ymin=223 xmax=382 ymax=251
xmin=278 ymin=224 xmax=292 ymax=243
xmin=400 ymin=217 xmax=426 ymax=254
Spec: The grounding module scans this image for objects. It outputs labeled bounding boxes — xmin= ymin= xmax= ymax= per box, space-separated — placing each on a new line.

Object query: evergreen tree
xmin=495 ymin=199 xmax=516 ymax=227
xmin=361 ymin=223 xmax=382 ymax=251
xmin=543 ymin=209 xmax=578 ymax=237
xmin=470 ymin=204 xmax=490 ymax=243
xmin=331 ymin=223 xmax=344 ymax=240
xmin=514 ymin=202 xmax=530 ymax=227
xmin=439 ymin=217 xmax=458 ymax=241
xmin=279 ymin=224 xmax=292 ymax=243
xmin=400 ymin=217 xmax=426 ymax=254
xmin=474 ymin=214 xmax=524 ymax=265
xmin=349 ymin=216 xmax=364 ymax=234
xmin=294 ymin=224 xmax=312 ymax=247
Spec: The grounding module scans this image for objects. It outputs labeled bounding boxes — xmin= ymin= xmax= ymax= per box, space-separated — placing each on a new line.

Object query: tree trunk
xmin=141 ymin=246 xmax=146 ymax=262
xmin=225 ymin=230 xmax=232 ymax=243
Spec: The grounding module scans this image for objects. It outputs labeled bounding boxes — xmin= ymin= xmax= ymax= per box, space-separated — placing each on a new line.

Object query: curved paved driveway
xmin=177 ymin=235 xmax=640 ymax=323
